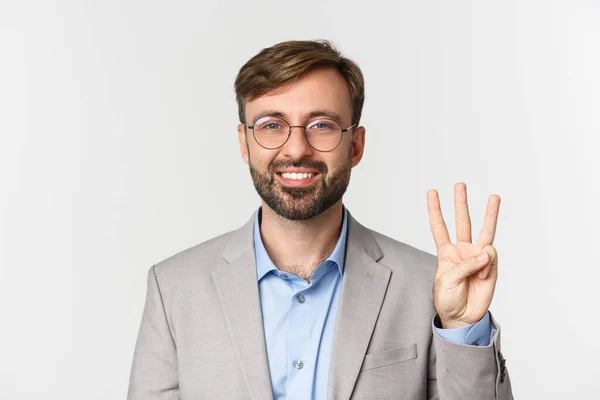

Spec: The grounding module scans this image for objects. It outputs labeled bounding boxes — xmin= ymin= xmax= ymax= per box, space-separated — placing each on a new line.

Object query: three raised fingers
xmin=428 ymin=184 xmax=501 ymax=249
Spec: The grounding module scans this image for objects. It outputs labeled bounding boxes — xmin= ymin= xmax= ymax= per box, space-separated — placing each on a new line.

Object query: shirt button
xmin=280 ymin=275 xmax=288 ymax=280
xmin=294 ymin=360 xmax=304 ymax=369
xmin=296 ymin=294 xmax=305 ymax=304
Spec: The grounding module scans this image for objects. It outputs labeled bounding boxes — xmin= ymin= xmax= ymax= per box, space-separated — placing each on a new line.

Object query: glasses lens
xmin=252 ymin=116 xmax=290 ymax=149
xmin=305 ymin=118 xmax=343 ymax=151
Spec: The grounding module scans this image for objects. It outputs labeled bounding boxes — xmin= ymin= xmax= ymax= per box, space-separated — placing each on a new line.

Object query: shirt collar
xmin=253 ymin=206 xmax=349 ymax=282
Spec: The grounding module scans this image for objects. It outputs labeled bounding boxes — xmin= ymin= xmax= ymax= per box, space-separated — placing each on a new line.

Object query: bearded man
xmin=128 ymin=40 xmax=514 ymax=400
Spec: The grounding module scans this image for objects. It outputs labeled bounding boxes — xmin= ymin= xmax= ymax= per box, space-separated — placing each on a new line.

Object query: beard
xmin=248 ymin=148 xmax=352 ymax=221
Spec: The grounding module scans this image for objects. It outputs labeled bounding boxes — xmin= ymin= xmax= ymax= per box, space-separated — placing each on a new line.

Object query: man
xmin=128 ymin=40 xmax=513 ymax=399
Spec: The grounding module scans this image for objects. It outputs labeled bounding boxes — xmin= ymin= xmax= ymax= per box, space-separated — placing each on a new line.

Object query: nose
xmin=280 ymin=126 xmax=314 ymax=160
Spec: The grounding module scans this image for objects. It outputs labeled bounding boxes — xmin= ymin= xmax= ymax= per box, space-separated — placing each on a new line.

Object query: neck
xmin=259 ymin=201 xmax=344 ymax=281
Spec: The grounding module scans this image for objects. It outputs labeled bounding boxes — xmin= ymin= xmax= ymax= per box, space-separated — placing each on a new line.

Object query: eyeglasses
xmin=244 ymin=116 xmax=356 ymax=152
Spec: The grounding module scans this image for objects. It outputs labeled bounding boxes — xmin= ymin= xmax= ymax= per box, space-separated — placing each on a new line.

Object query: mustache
xmin=268 ymin=159 xmax=328 ymax=175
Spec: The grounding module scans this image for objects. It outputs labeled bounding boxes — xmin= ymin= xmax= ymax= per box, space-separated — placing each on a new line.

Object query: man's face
xmin=237 ymin=67 xmax=365 ymax=221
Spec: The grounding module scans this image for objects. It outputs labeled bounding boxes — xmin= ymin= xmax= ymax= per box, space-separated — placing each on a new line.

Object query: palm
xmin=427 ymin=183 xmax=501 ymax=327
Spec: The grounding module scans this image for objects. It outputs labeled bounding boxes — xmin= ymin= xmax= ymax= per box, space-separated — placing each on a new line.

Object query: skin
xmin=237 ymin=68 xmax=365 ymax=282
xmin=237 ymin=67 xmax=501 ymax=328
xmin=428 ymin=183 xmax=502 ymax=328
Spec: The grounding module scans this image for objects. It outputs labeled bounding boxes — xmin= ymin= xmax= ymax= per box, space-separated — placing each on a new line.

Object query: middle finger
xmin=454 ymin=182 xmax=472 ymax=244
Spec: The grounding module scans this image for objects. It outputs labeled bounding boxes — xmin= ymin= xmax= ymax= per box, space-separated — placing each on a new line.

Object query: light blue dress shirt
xmin=253 ymin=207 xmax=493 ymax=400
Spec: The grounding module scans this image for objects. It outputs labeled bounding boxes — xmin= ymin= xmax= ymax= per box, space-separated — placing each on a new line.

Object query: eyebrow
xmin=251 ymin=109 xmax=346 ymax=125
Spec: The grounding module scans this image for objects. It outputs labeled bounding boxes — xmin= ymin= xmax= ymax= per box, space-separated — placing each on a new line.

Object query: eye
xmin=307 ymin=119 xmax=337 ymax=133
xmin=254 ymin=116 xmax=287 ymax=131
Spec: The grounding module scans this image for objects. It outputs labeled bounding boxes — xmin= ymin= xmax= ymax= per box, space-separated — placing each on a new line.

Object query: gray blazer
xmin=128 ymin=210 xmax=514 ymax=399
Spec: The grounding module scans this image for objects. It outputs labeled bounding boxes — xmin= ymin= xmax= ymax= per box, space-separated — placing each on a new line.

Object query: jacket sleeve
xmin=127 ymin=266 xmax=180 ymax=400
xmin=427 ymin=312 xmax=514 ymax=400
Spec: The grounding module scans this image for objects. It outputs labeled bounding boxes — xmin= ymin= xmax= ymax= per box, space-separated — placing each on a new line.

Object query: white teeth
xmin=281 ymin=172 xmax=314 ymax=180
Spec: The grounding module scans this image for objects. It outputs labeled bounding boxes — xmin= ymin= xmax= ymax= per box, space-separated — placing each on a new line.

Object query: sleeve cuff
xmin=432 ymin=310 xmax=493 ymax=346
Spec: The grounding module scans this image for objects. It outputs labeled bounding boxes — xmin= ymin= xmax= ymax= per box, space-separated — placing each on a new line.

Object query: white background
xmin=1 ymin=0 xmax=598 ymax=398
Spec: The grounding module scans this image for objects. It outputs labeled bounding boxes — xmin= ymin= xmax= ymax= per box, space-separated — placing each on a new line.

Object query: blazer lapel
xmin=212 ymin=212 xmax=274 ymax=400
xmin=327 ymin=212 xmax=391 ymax=400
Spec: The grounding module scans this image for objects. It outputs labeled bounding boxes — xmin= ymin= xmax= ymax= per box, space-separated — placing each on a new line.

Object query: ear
xmin=350 ymin=126 xmax=366 ymax=168
xmin=237 ymin=124 xmax=249 ymax=164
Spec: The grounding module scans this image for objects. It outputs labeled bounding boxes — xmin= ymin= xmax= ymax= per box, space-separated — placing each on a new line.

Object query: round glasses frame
xmin=243 ymin=116 xmax=357 ymax=152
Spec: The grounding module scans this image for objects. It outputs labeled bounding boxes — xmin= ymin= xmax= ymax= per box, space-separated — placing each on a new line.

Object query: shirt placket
xmin=285 ymin=275 xmax=315 ymax=400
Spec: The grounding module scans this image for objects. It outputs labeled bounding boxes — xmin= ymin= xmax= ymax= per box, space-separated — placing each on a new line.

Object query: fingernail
xmin=477 ymin=252 xmax=487 ymax=263
xmin=478 ymin=271 xmax=486 ymax=279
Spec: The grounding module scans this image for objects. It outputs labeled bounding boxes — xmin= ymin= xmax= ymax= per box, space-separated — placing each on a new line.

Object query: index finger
xmin=476 ymin=194 xmax=501 ymax=246
xmin=427 ymin=189 xmax=451 ymax=249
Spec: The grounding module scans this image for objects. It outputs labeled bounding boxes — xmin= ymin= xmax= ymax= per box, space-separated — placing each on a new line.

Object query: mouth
xmin=275 ymin=171 xmax=321 ymax=188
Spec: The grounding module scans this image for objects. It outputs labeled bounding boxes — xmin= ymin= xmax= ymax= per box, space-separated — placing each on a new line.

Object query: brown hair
xmin=234 ymin=40 xmax=365 ymax=126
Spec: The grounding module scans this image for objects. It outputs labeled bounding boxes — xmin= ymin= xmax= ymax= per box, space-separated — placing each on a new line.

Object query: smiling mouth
xmin=277 ymin=172 xmax=319 ymax=180
xmin=275 ymin=171 xmax=321 ymax=188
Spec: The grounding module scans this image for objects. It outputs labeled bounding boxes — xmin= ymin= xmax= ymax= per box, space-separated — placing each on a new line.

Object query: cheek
xmin=248 ymin=145 xmax=278 ymax=170
xmin=327 ymin=148 xmax=353 ymax=169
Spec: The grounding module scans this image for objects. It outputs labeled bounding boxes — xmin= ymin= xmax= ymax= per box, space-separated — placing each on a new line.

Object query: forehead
xmin=245 ymin=67 xmax=353 ymax=123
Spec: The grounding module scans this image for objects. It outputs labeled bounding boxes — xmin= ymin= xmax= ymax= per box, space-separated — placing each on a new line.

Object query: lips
xmin=278 ymin=171 xmax=317 ymax=180
xmin=275 ymin=171 xmax=320 ymax=188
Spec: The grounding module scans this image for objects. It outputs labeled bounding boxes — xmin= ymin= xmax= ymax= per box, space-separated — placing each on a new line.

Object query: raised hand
xmin=427 ymin=182 xmax=501 ymax=329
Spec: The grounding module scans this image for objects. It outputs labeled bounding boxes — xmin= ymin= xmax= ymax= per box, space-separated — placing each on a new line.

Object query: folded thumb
xmin=452 ymin=251 xmax=489 ymax=281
